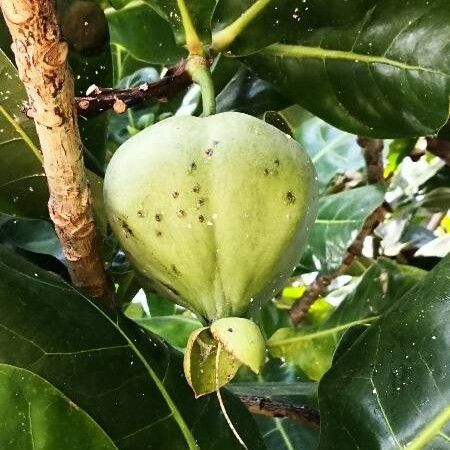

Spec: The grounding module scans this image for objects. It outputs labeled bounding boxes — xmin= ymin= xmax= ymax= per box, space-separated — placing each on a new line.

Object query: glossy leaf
xmin=269 ymin=259 xmax=425 ymax=380
xmin=216 ymin=66 xmax=289 ymax=116
xmin=246 ymin=0 xmax=450 ymax=138
xmin=0 ymin=245 xmax=265 ymax=450
xmin=293 ymin=109 xmax=365 ymax=190
xmin=149 ymin=0 xmax=218 ymax=45
xmin=0 ymin=50 xmax=47 ymax=218
xmin=256 ymin=416 xmax=318 ymax=450
xmin=300 ymin=184 xmax=385 ymax=273
xmin=107 ymin=2 xmax=185 ymax=66
xmin=0 ymin=217 xmax=62 ymax=262
xmin=0 ymin=364 xmax=117 ymax=450
xmin=212 ymin=0 xmax=375 ymax=56
xmin=319 ymin=254 xmax=450 ymax=450
xmin=136 ymin=315 xmax=201 ymax=349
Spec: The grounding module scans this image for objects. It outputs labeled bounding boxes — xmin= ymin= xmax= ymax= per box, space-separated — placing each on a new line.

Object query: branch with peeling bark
xmin=239 ymin=395 xmax=320 ymax=428
xmin=74 ymin=60 xmax=193 ymax=116
xmin=289 ymin=137 xmax=386 ymax=326
xmin=1 ymin=0 xmax=113 ymax=307
xmin=22 ymin=61 xmax=193 ymax=118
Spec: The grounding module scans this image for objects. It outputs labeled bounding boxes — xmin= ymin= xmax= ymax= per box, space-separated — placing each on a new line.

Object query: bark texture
xmin=1 ymin=0 xmax=112 ymax=304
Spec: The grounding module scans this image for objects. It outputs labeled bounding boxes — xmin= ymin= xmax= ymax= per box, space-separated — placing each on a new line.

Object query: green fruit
xmin=104 ymin=112 xmax=318 ymax=322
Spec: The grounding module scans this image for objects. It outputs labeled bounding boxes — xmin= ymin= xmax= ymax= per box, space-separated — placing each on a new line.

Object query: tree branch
xmin=426 ymin=137 xmax=450 ymax=166
xmin=289 ymin=137 xmax=386 ymax=326
xmin=357 ymin=137 xmax=385 ymax=184
xmin=239 ymin=395 xmax=320 ymax=428
xmin=1 ymin=0 xmax=113 ymax=307
xmin=73 ymin=60 xmax=192 ymax=117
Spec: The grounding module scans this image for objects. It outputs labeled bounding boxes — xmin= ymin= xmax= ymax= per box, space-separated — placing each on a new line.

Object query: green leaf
xmin=246 ymin=0 xmax=450 ymax=138
xmin=0 ymin=50 xmax=48 ymax=219
xmin=301 ymin=184 xmax=386 ymax=274
xmin=263 ymin=111 xmax=296 ymax=138
xmin=0 ymin=363 xmax=118 ymax=450
xmin=420 ymin=187 xmax=450 ymax=212
xmin=0 ymin=244 xmax=265 ymax=450
xmin=107 ymin=1 xmax=185 ymax=66
xmin=136 ymin=315 xmax=201 ymax=348
xmin=256 ymin=417 xmax=318 ymax=450
xmin=146 ymin=290 xmax=177 ymax=316
xmin=212 ymin=0 xmax=375 ymax=56
xmin=149 ymin=0 xmax=218 ymax=46
xmin=293 ymin=109 xmax=365 ymax=190
xmin=384 ymin=139 xmax=416 ymax=178
xmin=216 ymin=66 xmax=289 ymax=116
xmin=184 ymin=327 xmax=241 ymax=398
xmin=319 ymin=254 xmax=450 ymax=450
xmin=0 ymin=217 xmax=62 ymax=262
xmin=269 ymin=259 xmax=425 ymax=381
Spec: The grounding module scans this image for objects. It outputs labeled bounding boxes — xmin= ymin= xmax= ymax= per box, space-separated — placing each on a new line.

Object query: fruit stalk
xmin=186 ymin=55 xmax=216 ymax=116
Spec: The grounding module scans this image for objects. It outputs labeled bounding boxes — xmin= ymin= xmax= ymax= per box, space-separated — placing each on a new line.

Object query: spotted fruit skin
xmin=104 ymin=112 xmax=318 ymax=321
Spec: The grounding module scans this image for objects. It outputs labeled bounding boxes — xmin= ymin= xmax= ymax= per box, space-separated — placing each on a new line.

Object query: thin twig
xmin=239 ymin=395 xmax=320 ymax=428
xmin=289 ymin=137 xmax=386 ymax=326
xmin=74 ymin=60 xmax=192 ymax=117
xmin=426 ymin=137 xmax=450 ymax=166
xmin=357 ymin=137 xmax=385 ymax=185
xmin=288 ymin=275 xmax=334 ymax=326
xmin=1 ymin=0 xmax=113 ymax=307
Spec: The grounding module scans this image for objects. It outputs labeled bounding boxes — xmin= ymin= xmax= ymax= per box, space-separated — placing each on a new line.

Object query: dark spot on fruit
xmin=137 ymin=210 xmax=144 ymax=217
xmin=205 ymin=148 xmax=213 ymax=157
xmin=189 ymin=162 xmax=197 ymax=172
xmin=228 ymin=328 xmax=233 ymax=333
xmin=192 ymin=183 xmax=200 ymax=193
xmin=198 ymin=215 xmax=204 ymax=223
xmin=155 ymin=230 xmax=162 ymax=237
xmin=264 ymin=168 xmax=270 ymax=176
xmin=197 ymin=198 xmax=205 ymax=208
xmin=285 ymin=191 xmax=296 ymax=204
xmin=172 ymin=191 xmax=179 ymax=198
xmin=171 ymin=264 xmax=180 ymax=275
xmin=177 ymin=209 xmax=185 ymax=218
xmin=274 ymin=159 xmax=280 ymax=167
xmin=121 ymin=220 xmax=133 ymax=237
xmin=155 ymin=213 xmax=162 ymax=222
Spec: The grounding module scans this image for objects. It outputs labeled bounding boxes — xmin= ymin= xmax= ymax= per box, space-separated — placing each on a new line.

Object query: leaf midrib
xmin=0 ymin=259 xmax=199 ymax=450
xmin=268 ymin=316 xmax=379 ymax=347
xmin=0 ymin=105 xmax=42 ymax=163
xmin=262 ymin=44 xmax=446 ymax=76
